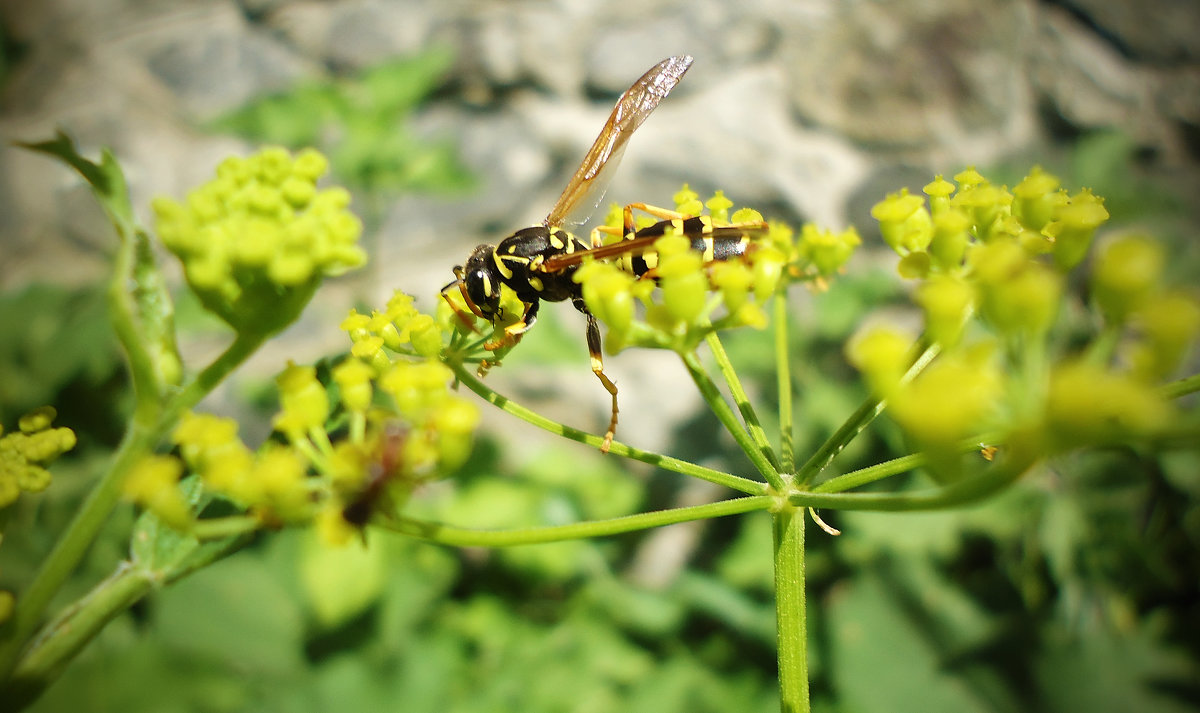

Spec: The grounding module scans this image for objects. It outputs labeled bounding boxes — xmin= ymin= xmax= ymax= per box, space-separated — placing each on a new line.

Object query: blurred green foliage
xmin=4 ymin=113 xmax=1199 ymax=713
xmin=13 ymin=262 xmax=1199 ymax=712
xmin=209 ymin=47 xmax=472 ymax=197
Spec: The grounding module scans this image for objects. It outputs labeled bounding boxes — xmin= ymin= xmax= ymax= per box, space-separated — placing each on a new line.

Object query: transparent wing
xmin=543 ymin=55 xmax=694 ymax=229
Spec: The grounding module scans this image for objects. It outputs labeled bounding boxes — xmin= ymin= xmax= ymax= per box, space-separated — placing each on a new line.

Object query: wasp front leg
xmin=581 ymin=305 xmax=619 ymax=453
xmin=484 ymin=299 xmax=540 ymax=351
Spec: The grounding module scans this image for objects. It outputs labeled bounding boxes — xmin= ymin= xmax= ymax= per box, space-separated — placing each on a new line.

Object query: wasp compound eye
xmin=465 ymin=270 xmax=496 ymax=316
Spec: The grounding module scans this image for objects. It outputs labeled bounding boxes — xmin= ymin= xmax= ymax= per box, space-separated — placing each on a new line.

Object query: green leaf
xmin=18 ymin=131 xmax=181 ymax=398
xmin=129 ymin=476 xmax=241 ymax=583
xmin=153 ymin=535 xmax=307 ymax=675
xmin=359 ymin=47 xmax=455 ymax=116
xmin=298 ymin=529 xmax=386 ymax=629
xmin=827 ymin=570 xmax=996 ymax=713
xmin=16 ymin=132 xmax=127 ymax=216
xmin=1034 ymin=617 xmax=1197 ymax=713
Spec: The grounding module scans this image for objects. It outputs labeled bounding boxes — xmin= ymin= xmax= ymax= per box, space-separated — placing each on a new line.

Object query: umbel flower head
xmin=570 ymin=186 xmax=853 ymax=355
xmin=153 ymin=147 xmax=365 ymax=335
xmin=853 ymin=166 xmax=1196 ymax=472
xmin=0 ymin=407 xmax=76 ymax=508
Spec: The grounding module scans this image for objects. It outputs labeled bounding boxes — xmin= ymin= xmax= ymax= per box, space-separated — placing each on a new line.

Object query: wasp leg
xmin=441 ymin=269 xmax=487 ymax=332
xmin=591 ymin=224 xmax=624 ymax=247
xmin=622 ymin=202 xmax=688 ymax=234
xmin=484 ymin=300 xmax=540 ymax=351
xmin=582 ymin=306 xmax=619 ymax=453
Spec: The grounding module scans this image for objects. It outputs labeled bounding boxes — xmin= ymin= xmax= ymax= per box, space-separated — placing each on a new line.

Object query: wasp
xmin=443 ymin=55 xmax=767 ymax=452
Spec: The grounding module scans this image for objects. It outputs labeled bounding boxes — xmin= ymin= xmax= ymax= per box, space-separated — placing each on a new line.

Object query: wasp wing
xmin=543 ymin=55 xmax=693 ymax=229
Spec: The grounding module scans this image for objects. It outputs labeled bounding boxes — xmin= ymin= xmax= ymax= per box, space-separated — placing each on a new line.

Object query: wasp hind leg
xmin=583 ymin=309 xmax=619 ymax=453
xmin=622 ymin=202 xmax=688 ymax=235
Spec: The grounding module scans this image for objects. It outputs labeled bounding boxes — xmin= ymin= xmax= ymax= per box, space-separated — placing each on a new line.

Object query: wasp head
xmin=460 ymin=244 xmax=501 ymax=319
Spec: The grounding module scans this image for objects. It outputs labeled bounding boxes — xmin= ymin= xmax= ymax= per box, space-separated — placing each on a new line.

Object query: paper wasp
xmin=443 ymin=55 xmax=767 ymax=451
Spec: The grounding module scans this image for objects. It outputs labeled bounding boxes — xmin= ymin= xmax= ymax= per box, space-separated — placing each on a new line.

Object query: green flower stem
xmin=773 ymin=506 xmax=809 ymax=713
xmin=449 ymin=363 xmax=766 ymax=495
xmin=3 ymin=564 xmax=152 ymax=709
xmin=794 ymin=343 xmax=940 ymax=486
xmin=680 ymin=351 xmax=783 ymax=488
xmin=812 ymin=453 xmax=929 ymax=494
xmin=7 ymin=529 xmax=247 ymax=708
xmin=109 ymin=228 xmax=163 ymax=420
xmin=774 ymin=291 xmax=796 ymax=474
xmin=1161 ymin=372 xmax=1200 ymax=400
xmin=812 ymin=434 xmax=1003 ymax=494
xmin=0 ymin=331 xmax=265 ymax=682
xmin=381 ymin=495 xmax=772 ymax=546
xmin=788 ymin=449 xmax=1036 ymax=511
xmin=705 ymin=331 xmax=782 ymax=473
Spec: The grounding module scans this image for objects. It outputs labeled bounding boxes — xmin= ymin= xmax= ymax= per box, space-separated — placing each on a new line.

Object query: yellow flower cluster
xmin=152 ymin=147 xmax=365 ymax=334
xmin=850 ymin=167 xmax=1198 ymax=466
xmin=575 ymin=186 xmax=857 ymax=354
xmin=120 ymin=302 xmax=479 ymax=540
xmin=0 ymin=407 xmax=76 ymax=508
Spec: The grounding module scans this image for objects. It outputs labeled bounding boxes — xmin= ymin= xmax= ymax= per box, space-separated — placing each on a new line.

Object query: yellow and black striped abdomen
xmin=619 ymin=216 xmax=754 ymax=277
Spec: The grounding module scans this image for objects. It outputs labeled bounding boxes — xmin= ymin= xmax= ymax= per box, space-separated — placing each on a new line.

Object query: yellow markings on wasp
xmin=528 ymin=276 xmax=544 ymax=291
xmin=493 ymin=252 xmax=514 ymax=279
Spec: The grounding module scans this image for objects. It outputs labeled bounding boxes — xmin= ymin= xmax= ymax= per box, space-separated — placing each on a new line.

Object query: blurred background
xmin=1 ymin=0 xmax=1199 ymax=711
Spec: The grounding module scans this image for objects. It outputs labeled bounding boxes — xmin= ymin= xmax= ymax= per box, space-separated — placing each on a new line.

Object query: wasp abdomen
xmin=623 ymin=217 xmax=754 ymax=277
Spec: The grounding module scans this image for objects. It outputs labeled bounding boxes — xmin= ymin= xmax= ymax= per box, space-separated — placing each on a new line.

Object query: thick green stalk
xmin=773 ymin=503 xmax=808 ymax=713
xmin=0 ymin=332 xmax=264 ymax=682
xmin=774 ymin=291 xmax=796 ymax=474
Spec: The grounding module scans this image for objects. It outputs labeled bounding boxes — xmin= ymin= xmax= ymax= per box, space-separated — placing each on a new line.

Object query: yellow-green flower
xmin=274 ymin=361 xmax=330 ymax=437
xmin=1044 ymin=189 xmax=1109 ymax=269
xmin=0 ymin=407 xmax=76 ymax=508
xmin=1091 ymin=234 xmax=1164 ymax=323
xmin=153 ymin=147 xmax=364 ymax=335
xmin=1012 ymin=166 xmax=1062 ymax=232
xmin=916 ymin=275 xmax=975 ymax=347
xmin=1130 ymin=291 xmax=1200 ymax=379
xmin=123 ymin=454 xmax=191 ymax=530
xmin=888 ymin=345 xmax=1003 ymax=450
xmin=872 ymin=189 xmax=932 ymax=254
xmin=846 ymin=325 xmax=915 ymax=397
xmin=332 ymin=358 xmax=375 ymax=413
xmin=1045 ymin=362 xmax=1172 ymax=448
xmin=797 ymin=224 xmax=861 ymax=277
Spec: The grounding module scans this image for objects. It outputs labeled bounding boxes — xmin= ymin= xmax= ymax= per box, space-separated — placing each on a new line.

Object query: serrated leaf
xmin=129 ymin=475 xmax=239 ymax=582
